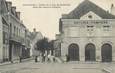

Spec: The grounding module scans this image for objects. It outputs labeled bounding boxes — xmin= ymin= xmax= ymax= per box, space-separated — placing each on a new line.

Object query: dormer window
xmin=11 ymin=8 xmax=14 ymax=15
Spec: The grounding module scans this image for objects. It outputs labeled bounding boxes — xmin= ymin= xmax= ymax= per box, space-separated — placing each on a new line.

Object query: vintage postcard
xmin=0 ymin=0 xmax=115 ymax=73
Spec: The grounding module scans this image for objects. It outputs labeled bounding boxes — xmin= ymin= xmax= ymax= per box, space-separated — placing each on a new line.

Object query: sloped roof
xmin=31 ymin=32 xmax=39 ymax=40
xmin=31 ymin=31 xmax=43 ymax=40
xmin=62 ymin=0 xmax=115 ymax=19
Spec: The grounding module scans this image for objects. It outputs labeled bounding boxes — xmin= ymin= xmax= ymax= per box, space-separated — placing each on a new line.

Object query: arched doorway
xmin=85 ymin=43 xmax=96 ymax=61
xmin=68 ymin=43 xmax=79 ymax=61
xmin=101 ymin=43 xmax=112 ymax=62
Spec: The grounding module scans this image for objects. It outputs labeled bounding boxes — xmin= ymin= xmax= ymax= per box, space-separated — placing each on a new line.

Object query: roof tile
xmin=62 ymin=0 xmax=115 ymax=19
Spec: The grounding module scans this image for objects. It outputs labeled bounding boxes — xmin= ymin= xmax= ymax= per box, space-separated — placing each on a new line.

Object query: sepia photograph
xmin=0 ymin=0 xmax=115 ymax=73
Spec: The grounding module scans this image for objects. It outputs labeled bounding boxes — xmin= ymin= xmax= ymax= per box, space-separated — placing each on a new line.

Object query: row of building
xmin=0 ymin=0 xmax=43 ymax=62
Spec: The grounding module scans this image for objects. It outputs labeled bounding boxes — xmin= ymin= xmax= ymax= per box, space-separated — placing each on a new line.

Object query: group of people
xmin=34 ymin=53 xmax=55 ymax=63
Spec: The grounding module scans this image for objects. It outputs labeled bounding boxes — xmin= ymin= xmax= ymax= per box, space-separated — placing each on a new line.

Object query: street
xmin=0 ymin=60 xmax=115 ymax=73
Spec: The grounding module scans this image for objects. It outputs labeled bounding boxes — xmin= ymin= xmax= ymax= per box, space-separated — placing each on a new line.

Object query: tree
xmin=35 ymin=38 xmax=55 ymax=62
xmin=34 ymin=37 xmax=49 ymax=62
xmin=48 ymin=40 xmax=54 ymax=55
xmin=36 ymin=37 xmax=49 ymax=54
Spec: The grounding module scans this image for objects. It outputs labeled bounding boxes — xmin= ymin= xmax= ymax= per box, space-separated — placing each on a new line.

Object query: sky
xmin=6 ymin=0 xmax=115 ymax=39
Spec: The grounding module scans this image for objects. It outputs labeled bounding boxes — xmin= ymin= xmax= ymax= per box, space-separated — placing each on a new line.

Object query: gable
xmin=80 ymin=11 xmax=102 ymax=20
xmin=62 ymin=0 xmax=115 ymax=19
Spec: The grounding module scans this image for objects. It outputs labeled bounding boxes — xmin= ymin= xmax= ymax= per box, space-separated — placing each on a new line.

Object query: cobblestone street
xmin=0 ymin=60 xmax=115 ymax=73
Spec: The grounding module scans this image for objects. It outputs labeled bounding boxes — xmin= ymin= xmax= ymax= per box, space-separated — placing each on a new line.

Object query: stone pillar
xmin=61 ymin=42 xmax=68 ymax=62
xmin=96 ymin=49 xmax=101 ymax=62
xmin=112 ymin=45 xmax=115 ymax=62
xmin=96 ymin=42 xmax=102 ymax=62
xmin=12 ymin=44 xmax=14 ymax=61
xmin=80 ymin=44 xmax=85 ymax=62
xmin=0 ymin=15 xmax=3 ymax=62
xmin=19 ymin=45 xmax=23 ymax=62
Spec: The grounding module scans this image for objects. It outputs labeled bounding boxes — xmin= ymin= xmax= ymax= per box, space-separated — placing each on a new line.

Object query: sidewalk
xmin=55 ymin=57 xmax=64 ymax=63
xmin=0 ymin=57 xmax=33 ymax=66
xmin=0 ymin=61 xmax=12 ymax=66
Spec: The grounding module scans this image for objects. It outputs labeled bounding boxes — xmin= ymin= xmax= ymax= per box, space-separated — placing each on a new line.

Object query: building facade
xmin=0 ymin=0 xmax=32 ymax=62
xmin=54 ymin=34 xmax=61 ymax=57
xmin=59 ymin=0 xmax=115 ymax=62
xmin=22 ymin=29 xmax=31 ymax=59
xmin=0 ymin=0 xmax=10 ymax=62
xmin=30 ymin=28 xmax=43 ymax=56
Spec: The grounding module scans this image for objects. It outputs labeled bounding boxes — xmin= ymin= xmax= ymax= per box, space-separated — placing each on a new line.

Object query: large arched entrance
xmin=85 ymin=43 xmax=96 ymax=61
xmin=68 ymin=43 xmax=79 ymax=61
xmin=101 ymin=43 xmax=112 ymax=62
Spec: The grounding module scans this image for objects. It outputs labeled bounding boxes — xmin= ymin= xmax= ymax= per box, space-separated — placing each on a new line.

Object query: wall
xmin=0 ymin=15 xmax=3 ymax=62
xmin=60 ymin=19 xmax=115 ymax=62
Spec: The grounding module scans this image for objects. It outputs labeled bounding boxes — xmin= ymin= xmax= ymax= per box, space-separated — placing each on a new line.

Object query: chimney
xmin=111 ymin=4 xmax=114 ymax=9
xmin=6 ymin=1 xmax=12 ymax=12
xmin=16 ymin=12 xmax=20 ymax=19
xmin=110 ymin=4 xmax=115 ymax=15
xmin=33 ymin=28 xmax=36 ymax=32
xmin=11 ymin=6 xmax=16 ymax=15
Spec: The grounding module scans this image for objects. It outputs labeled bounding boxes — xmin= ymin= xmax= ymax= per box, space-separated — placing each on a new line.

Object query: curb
xmin=0 ymin=58 xmax=33 ymax=66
